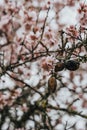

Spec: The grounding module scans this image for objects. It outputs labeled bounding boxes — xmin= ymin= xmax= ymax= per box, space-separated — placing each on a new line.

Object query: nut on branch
xmin=48 ymin=76 xmax=57 ymax=93
xmin=55 ymin=62 xmax=65 ymax=72
xmin=65 ymin=60 xmax=80 ymax=71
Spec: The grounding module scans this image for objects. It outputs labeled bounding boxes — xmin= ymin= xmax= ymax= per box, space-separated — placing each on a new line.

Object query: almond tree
xmin=0 ymin=0 xmax=87 ymax=130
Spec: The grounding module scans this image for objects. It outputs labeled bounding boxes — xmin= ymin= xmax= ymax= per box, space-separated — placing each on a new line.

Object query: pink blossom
xmin=0 ymin=15 xmax=11 ymax=29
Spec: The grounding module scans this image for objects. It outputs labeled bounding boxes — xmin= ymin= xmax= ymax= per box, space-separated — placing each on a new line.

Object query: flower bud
xmin=65 ymin=60 xmax=80 ymax=71
xmin=48 ymin=76 xmax=57 ymax=93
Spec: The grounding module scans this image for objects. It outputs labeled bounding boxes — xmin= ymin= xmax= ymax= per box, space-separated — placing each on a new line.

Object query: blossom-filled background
xmin=0 ymin=0 xmax=87 ymax=130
